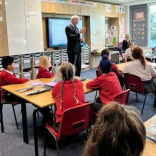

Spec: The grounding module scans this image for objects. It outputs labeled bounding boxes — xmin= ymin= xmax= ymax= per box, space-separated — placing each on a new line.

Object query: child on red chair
xmin=98 ymin=49 xmax=123 ymax=86
xmin=87 ymin=55 xmax=122 ymax=113
xmin=52 ymin=62 xmax=85 ymax=130
xmin=0 ymin=56 xmax=29 ymax=102
xmin=36 ymin=56 xmax=54 ymax=78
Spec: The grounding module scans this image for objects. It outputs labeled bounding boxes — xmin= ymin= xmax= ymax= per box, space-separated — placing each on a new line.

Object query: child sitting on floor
xmin=36 ymin=56 xmax=54 ymax=78
xmin=86 ymin=55 xmax=122 ymax=113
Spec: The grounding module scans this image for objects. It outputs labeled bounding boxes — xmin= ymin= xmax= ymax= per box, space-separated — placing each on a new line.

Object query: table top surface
xmin=143 ymin=115 xmax=156 ymax=156
xmin=1 ymin=77 xmax=92 ymax=108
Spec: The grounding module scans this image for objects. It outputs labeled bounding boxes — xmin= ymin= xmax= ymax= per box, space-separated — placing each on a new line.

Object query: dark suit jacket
xmin=65 ymin=24 xmax=81 ymax=54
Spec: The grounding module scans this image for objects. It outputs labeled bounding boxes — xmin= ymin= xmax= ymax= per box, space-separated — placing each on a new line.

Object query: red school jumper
xmin=98 ymin=63 xmax=122 ymax=78
xmin=36 ymin=66 xmax=54 ymax=79
xmin=0 ymin=70 xmax=29 ymax=100
xmin=86 ymin=72 xmax=122 ymax=104
xmin=52 ymin=79 xmax=85 ymax=123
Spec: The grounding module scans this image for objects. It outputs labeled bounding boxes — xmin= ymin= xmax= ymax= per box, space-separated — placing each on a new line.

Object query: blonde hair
xmin=57 ymin=62 xmax=78 ymax=109
xmin=71 ymin=15 xmax=79 ymax=21
xmin=83 ymin=102 xmax=146 ymax=156
xmin=125 ymin=33 xmax=130 ymax=40
xmin=39 ymin=56 xmax=51 ymax=69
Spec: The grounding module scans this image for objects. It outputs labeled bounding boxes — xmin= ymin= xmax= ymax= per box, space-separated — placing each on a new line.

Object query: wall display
xmin=115 ymin=5 xmax=118 ymax=13
xmin=90 ymin=19 xmax=96 ymax=46
xmin=105 ymin=4 xmax=111 ymax=12
xmin=0 ymin=12 xmax=3 ymax=21
xmin=99 ymin=15 xmax=105 ymax=45
xmin=119 ymin=6 xmax=125 ymax=13
xmin=119 ymin=17 xmax=125 ymax=42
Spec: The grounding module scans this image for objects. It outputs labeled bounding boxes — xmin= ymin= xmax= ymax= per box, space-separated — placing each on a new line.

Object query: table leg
xmin=0 ymin=104 xmax=4 ymax=133
xmin=33 ymin=108 xmax=38 ymax=156
xmin=21 ymin=101 xmax=29 ymax=144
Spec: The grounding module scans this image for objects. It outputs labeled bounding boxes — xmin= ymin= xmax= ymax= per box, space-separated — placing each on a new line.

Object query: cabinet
xmin=41 ymin=1 xmax=56 ymax=13
xmin=55 ymin=3 xmax=68 ymax=14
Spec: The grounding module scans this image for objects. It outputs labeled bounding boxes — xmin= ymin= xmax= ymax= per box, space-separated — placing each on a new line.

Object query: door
xmin=130 ymin=5 xmax=148 ymax=47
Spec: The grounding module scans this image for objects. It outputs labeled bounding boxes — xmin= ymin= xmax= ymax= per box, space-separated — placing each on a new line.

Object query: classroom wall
xmin=0 ymin=0 xmax=126 ymax=57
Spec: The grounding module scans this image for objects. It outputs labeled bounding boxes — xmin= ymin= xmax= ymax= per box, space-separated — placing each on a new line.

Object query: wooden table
xmin=143 ymin=115 xmax=156 ymax=156
xmin=116 ymin=62 xmax=132 ymax=71
xmin=1 ymin=77 xmax=92 ymax=156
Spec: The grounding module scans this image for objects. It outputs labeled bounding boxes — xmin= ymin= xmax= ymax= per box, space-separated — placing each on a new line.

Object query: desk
xmin=143 ymin=115 xmax=156 ymax=156
xmin=1 ymin=78 xmax=92 ymax=156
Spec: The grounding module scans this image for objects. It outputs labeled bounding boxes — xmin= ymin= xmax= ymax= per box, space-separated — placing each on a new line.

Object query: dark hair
xmin=101 ymin=49 xmax=110 ymax=57
xmin=57 ymin=62 xmax=78 ymax=109
xmin=132 ymin=47 xmax=146 ymax=69
xmin=2 ymin=56 xmax=14 ymax=69
xmin=83 ymin=102 xmax=146 ymax=156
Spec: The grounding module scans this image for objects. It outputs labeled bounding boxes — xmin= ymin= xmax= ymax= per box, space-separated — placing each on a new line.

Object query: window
xmin=149 ymin=5 xmax=156 ymax=47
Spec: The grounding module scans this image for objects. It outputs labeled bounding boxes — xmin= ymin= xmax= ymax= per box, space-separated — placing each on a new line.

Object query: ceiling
xmin=85 ymin=0 xmax=156 ymax=6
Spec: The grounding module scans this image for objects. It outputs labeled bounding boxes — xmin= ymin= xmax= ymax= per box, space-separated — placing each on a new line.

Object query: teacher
xmin=65 ymin=15 xmax=86 ymax=76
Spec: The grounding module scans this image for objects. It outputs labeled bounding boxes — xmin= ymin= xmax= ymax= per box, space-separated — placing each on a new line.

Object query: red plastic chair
xmin=44 ymin=102 xmax=93 ymax=156
xmin=124 ymin=73 xmax=147 ymax=115
xmin=113 ymin=89 xmax=130 ymax=105
xmin=94 ymin=70 xmax=102 ymax=103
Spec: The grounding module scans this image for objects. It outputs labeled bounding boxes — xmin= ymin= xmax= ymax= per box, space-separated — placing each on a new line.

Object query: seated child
xmin=125 ymin=42 xmax=135 ymax=62
xmin=98 ymin=49 xmax=123 ymax=86
xmin=36 ymin=56 xmax=54 ymax=78
xmin=123 ymin=47 xmax=156 ymax=107
xmin=86 ymin=55 xmax=122 ymax=112
xmin=52 ymin=62 xmax=85 ymax=129
xmin=0 ymin=56 xmax=29 ymax=102
xmin=83 ymin=102 xmax=146 ymax=156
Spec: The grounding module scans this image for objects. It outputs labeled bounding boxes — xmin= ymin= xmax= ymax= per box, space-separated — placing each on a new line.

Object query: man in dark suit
xmin=65 ymin=15 xmax=86 ymax=76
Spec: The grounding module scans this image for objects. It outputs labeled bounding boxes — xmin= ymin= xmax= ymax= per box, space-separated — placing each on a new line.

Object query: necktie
xmin=74 ymin=26 xmax=78 ymax=33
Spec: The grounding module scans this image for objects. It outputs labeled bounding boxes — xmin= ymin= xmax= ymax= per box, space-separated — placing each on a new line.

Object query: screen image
xmin=47 ymin=18 xmax=83 ymax=48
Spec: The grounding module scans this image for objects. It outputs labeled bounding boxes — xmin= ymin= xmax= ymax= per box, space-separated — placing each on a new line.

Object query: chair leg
xmin=136 ymin=93 xmax=138 ymax=103
xmin=141 ymin=95 xmax=147 ymax=116
xmin=54 ymin=136 xmax=60 ymax=156
xmin=44 ymin=128 xmax=47 ymax=156
xmin=12 ymin=104 xmax=18 ymax=129
xmin=94 ymin=91 xmax=98 ymax=103
xmin=0 ymin=104 xmax=4 ymax=132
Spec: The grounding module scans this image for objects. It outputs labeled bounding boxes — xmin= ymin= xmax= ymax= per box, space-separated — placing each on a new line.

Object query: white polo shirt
xmin=125 ymin=48 xmax=132 ymax=57
xmin=122 ymin=59 xmax=156 ymax=81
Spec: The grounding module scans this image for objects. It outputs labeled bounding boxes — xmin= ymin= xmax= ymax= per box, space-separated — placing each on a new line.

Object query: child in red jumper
xmin=98 ymin=49 xmax=124 ymax=86
xmin=86 ymin=55 xmax=122 ymax=113
xmin=0 ymin=56 xmax=29 ymax=102
xmin=36 ymin=56 xmax=54 ymax=78
xmin=52 ymin=62 xmax=85 ymax=130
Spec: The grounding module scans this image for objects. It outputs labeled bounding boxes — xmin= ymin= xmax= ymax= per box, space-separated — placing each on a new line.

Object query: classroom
xmin=0 ymin=0 xmax=156 ymax=156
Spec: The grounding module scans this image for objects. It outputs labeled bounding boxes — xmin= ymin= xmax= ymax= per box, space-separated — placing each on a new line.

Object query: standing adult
xmin=122 ymin=33 xmax=132 ymax=51
xmin=65 ymin=15 xmax=86 ymax=76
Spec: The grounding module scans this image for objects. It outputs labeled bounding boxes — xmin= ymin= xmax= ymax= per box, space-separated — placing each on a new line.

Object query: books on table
xmin=146 ymin=122 xmax=156 ymax=143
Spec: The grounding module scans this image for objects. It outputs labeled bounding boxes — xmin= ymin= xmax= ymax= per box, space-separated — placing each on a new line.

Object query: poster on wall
xmin=115 ymin=5 xmax=118 ymax=13
xmin=119 ymin=6 xmax=125 ymax=13
xmin=99 ymin=15 xmax=105 ymax=45
xmin=119 ymin=17 xmax=125 ymax=42
xmin=0 ymin=12 xmax=3 ymax=21
xmin=105 ymin=4 xmax=111 ymax=12
xmin=90 ymin=20 xmax=96 ymax=46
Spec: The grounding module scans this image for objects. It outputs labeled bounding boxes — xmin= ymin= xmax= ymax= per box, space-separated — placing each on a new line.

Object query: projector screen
xmin=47 ymin=18 xmax=83 ymax=48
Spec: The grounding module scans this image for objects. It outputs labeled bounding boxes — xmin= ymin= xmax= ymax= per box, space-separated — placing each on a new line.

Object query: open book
xmin=146 ymin=122 xmax=156 ymax=143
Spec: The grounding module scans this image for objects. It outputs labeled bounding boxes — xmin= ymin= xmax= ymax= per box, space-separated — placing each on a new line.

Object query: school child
xmin=86 ymin=55 xmax=122 ymax=112
xmin=0 ymin=56 xmax=29 ymax=102
xmin=83 ymin=102 xmax=146 ymax=156
xmin=52 ymin=62 xmax=85 ymax=129
xmin=123 ymin=47 xmax=156 ymax=107
xmin=36 ymin=56 xmax=54 ymax=78
xmin=125 ymin=42 xmax=135 ymax=62
xmin=98 ymin=49 xmax=123 ymax=85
